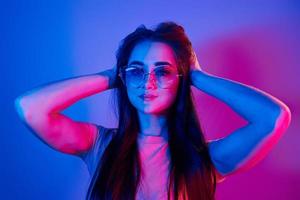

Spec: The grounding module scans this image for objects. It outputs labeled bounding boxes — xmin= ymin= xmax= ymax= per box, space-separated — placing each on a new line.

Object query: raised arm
xmin=14 ymin=67 xmax=118 ymax=156
xmin=190 ymin=52 xmax=292 ymax=178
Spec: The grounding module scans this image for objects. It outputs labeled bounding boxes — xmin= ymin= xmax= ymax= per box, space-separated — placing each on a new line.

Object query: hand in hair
xmin=190 ymin=48 xmax=202 ymax=72
xmin=98 ymin=65 xmax=120 ymax=89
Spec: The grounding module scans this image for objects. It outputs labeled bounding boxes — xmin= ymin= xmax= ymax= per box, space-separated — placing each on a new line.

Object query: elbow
xmin=279 ymin=104 xmax=292 ymax=126
xmin=261 ymin=104 xmax=292 ymax=138
xmin=15 ymin=96 xmax=26 ymax=120
xmin=274 ymin=105 xmax=292 ymax=132
xmin=262 ymin=103 xmax=292 ymax=133
xmin=272 ymin=97 xmax=292 ymax=127
xmin=14 ymin=96 xmax=33 ymax=122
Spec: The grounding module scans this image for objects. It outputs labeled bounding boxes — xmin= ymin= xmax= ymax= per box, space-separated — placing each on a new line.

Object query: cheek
xmin=127 ymin=88 xmax=139 ymax=105
xmin=161 ymin=87 xmax=178 ymax=105
xmin=166 ymin=78 xmax=180 ymax=96
xmin=155 ymin=81 xmax=180 ymax=108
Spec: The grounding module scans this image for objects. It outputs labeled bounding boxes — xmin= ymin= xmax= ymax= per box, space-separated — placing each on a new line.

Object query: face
xmin=125 ymin=40 xmax=180 ymax=115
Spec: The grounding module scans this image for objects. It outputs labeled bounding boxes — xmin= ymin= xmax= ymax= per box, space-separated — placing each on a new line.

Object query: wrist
xmin=190 ymin=69 xmax=205 ymax=86
xmin=97 ymin=68 xmax=118 ymax=89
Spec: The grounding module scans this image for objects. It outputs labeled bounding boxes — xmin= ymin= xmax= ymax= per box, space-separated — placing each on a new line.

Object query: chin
xmin=142 ymin=105 xmax=170 ymax=115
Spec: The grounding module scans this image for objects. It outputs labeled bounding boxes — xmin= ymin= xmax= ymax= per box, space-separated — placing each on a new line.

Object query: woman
xmin=15 ymin=22 xmax=291 ymax=200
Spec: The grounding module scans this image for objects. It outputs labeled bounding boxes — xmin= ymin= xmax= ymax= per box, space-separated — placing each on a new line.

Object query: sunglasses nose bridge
xmin=144 ymin=70 xmax=155 ymax=80
xmin=142 ymin=71 xmax=157 ymax=86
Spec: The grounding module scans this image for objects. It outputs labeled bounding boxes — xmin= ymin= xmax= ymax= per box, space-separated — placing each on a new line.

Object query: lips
xmin=139 ymin=93 xmax=158 ymax=101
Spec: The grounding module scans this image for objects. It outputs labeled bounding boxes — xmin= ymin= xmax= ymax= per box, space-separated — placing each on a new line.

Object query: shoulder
xmin=207 ymin=139 xmax=227 ymax=183
xmin=79 ymin=124 xmax=118 ymax=175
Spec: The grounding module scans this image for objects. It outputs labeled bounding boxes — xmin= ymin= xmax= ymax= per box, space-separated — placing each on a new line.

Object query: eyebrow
xmin=128 ymin=61 xmax=173 ymax=67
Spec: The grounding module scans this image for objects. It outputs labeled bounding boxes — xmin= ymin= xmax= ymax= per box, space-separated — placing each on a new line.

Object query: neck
xmin=137 ymin=110 xmax=168 ymax=137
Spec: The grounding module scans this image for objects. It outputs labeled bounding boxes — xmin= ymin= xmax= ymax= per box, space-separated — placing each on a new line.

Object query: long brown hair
xmin=86 ymin=21 xmax=217 ymax=200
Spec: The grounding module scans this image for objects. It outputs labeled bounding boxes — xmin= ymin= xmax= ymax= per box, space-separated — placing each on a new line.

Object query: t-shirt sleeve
xmin=79 ymin=124 xmax=116 ymax=176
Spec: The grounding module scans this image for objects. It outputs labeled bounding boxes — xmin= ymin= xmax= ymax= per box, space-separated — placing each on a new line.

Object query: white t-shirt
xmin=80 ymin=125 xmax=172 ymax=199
xmin=136 ymin=132 xmax=171 ymax=200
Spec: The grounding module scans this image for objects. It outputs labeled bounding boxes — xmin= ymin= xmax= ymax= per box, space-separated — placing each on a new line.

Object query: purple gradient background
xmin=2 ymin=1 xmax=299 ymax=199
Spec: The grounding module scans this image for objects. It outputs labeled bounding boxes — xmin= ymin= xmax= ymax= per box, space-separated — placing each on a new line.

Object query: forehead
xmin=128 ymin=41 xmax=177 ymax=69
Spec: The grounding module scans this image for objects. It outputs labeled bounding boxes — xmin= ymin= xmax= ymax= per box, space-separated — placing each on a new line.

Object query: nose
xmin=143 ymin=73 xmax=157 ymax=89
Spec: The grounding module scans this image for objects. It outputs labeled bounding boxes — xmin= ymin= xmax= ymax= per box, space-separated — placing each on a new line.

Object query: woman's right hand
xmin=99 ymin=65 xmax=120 ymax=89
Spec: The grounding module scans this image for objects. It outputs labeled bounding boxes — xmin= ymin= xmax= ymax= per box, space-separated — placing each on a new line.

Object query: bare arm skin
xmin=14 ymin=68 xmax=118 ymax=156
xmin=190 ymin=63 xmax=291 ymax=179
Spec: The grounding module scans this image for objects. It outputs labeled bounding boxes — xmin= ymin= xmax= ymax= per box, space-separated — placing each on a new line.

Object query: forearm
xmin=190 ymin=70 xmax=287 ymax=125
xmin=15 ymin=68 xmax=116 ymax=114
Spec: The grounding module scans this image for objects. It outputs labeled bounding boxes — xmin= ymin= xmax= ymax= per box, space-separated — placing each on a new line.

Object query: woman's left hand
xmin=190 ymin=49 xmax=202 ymax=72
